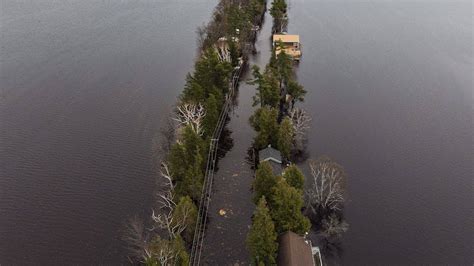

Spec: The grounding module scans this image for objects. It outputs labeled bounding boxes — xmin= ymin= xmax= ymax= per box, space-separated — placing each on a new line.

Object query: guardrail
xmin=189 ymin=62 xmax=244 ymax=266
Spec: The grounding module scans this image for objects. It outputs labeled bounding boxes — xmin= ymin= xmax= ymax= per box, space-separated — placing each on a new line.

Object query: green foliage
xmin=202 ymin=93 xmax=220 ymax=136
xmin=252 ymin=161 xmax=280 ymax=204
xmin=282 ymin=164 xmax=305 ymax=190
xmin=247 ymin=197 xmax=278 ymax=266
xmin=270 ymin=47 xmax=293 ymax=85
xmin=277 ymin=117 xmax=294 ymax=159
xmin=147 ymin=236 xmax=189 ymax=266
xmin=250 ymin=65 xmax=280 ymax=108
xmin=246 ymin=0 xmax=267 ymax=24
xmin=181 ymin=49 xmax=231 ymax=104
xmin=168 ymin=126 xmax=206 ymax=200
xmin=228 ymin=39 xmax=240 ymax=67
xmin=286 ymin=79 xmax=306 ymax=109
xmin=249 ymin=107 xmax=279 ymax=149
xmin=269 ymin=179 xmax=311 ymax=234
xmin=225 ymin=4 xmax=252 ymax=38
xmin=173 ymin=196 xmax=198 ymax=243
xmin=270 ymin=0 xmax=287 ymax=20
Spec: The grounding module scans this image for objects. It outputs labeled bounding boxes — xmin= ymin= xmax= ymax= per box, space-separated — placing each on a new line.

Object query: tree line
xmin=246 ymin=0 xmax=349 ymax=264
xmin=124 ymin=0 xmax=267 ymax=265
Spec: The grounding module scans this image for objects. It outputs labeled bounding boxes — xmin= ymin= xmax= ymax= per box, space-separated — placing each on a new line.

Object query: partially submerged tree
xmin=282 ymin=164 xmax=305 ymax=190
xmin=269 ymin=179 xmax=311 ymax=235
xmin=123 ymin=215 xmax=147 ymax=262
xmin=249 ymin=107 xmax=279 ymax=149
xmin=153 ymin=167 xmax=193 ymax=239
xmin=286 ymin=79 xmax=306 ymax=110
xmin=181 ymin=48 xmax=231 ymax=104
xmin=250 ymin=65 xmax=280 ymax=108
xmin=320 ymin=213 xmax=349 ymax=240
xmin=174 ymin=103 xmax=206 ymax=136
xmin=247 ymin=197 xmax=278 ymax=266
xmin=277 ymin=117 xmax=294 ymax=159
xmin=145 ymin=235 xmax=189 ymax=266
xmin=202 ymin=93 xmax=220 ymax=136
xmin=168 ymin=126 xmax=206 ymax=200
xmin=252 ymin=161 xmax=279 ymax=204
xmin=289 ymin=108 xmax=311 ymax=151
xmin=305 ymin=156 xmax=346 ymax=217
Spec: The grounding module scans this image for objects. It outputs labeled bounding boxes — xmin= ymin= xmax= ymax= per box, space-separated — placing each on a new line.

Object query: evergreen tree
xmin=249 ymin=107 xmax=279 ymax=149
xmin=252 ymin=161 xmax=279 ymax=204
xmin=173 ymin=196 xmax=198 ymax=243
xmin=250 ymin=66 xmax=280 ymax=108
xmin=269 ymin=179 xmax=311 ymax=234
xmin=168 ymin=126 xmax=206 ymax=200
xmin=147 ymin=235 xmax=189 ymax=266
xmin=202 ymin=93 xmax=220 ymax=136
xmin=277 ymin=117 xmax=294 ymax=159
xmin=282 ymin=164 xmax=305 ymax=190
xmin=270 ymin=0 xmax=287 ymax=21
xmin=272 ymin=48 xmax=293 ymax=86
xmin=286 ymin=79 xmax=306 ymax=110
xmin=181 ymin=49 xmax=231 ymax=104
xmin=247 ymin=197 xmax=278 ymax=265
xmin=228 ymin=39 xmax=240 ymax=67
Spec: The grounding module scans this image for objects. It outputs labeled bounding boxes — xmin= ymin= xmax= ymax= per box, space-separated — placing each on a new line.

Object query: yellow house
xmin=273 ymin=34 xmax=302 ymax=60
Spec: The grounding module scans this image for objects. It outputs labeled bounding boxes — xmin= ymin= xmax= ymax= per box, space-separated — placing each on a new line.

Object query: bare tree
xmin=174 ymin=103 xmax=206 ymax=136
xmin=289 ymin=108 xmax=311 ymax=150
xmin=305 ymin=156 xmax=346 ymax=216
xmin=143 ymin=237 xmax=180 ymax=266
xmin=151 ymin=162 xmax=192 ymax=239
xmin=320 ymin=213 xmax=349 ymax=239
xmin=123 ymin=215 xmax=147 ymax=262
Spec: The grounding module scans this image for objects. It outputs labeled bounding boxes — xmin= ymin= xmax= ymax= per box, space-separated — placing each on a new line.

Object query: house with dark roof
xmin=277 ymin=231 xmax=323 ymax=266
xmin=258 ymin=145 xmax=283 ymax=175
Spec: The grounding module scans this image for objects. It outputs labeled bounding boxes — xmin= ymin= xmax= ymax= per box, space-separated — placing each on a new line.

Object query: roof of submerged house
xmin=277 ymin=231 xmax=315 ymax=266
xmin=273 ymin=34 xmax=300 ymax=44
xmin=258 ymin=145 xmax=282 ymax=164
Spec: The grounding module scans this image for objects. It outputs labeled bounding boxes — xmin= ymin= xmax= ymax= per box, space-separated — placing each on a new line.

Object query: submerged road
xmin=201 ymin=9 xmax=273 ymax=265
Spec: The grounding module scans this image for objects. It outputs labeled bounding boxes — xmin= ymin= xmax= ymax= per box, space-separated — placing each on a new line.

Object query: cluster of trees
xmin=270 ymin=0 xmax=287 ymax=33
xmin=247 ymin=162 xmax=310 ymax=264
xmin=249 ymin=48 xmax=309 ymax=160
xmin=247 ymin=0 xmax=349 ymax=262
xmin=197 ymin=0 xmax=267 ymax=54
xmin=124 ymin=0 xmax=268 ymax=264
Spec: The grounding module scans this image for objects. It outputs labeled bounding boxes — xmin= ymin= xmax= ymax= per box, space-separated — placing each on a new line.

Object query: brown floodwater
xmin=1 ymin=0 xmax=472 ymax=264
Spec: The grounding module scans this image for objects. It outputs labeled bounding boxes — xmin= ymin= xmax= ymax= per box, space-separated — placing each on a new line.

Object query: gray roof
xmin=259 ymin=145 xmax=282 ymax=164
xmin=267 ymin=160 xmax=283 ymax=176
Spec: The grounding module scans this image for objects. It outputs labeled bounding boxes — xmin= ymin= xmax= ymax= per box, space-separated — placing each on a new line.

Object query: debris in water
xmin=219 ymin=209 xmax=226 ymax=216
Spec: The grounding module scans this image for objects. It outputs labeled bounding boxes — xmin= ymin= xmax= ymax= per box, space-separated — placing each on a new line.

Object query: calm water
xmin=288 ymin=0 xmax=473 ymax=264
xmin=1 ymin=0 xmax=472 ymax=264
xmin=1 ymin=0 xmax=216 ymax=264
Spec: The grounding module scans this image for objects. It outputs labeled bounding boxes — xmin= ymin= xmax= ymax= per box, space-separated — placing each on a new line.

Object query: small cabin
xmin=258 ymin=145 xmax=283 ymax=175
xmin=273 ymin=34 xmax=302 ymax=60
xmin=277 ymin=231 xmax=323 ymax=266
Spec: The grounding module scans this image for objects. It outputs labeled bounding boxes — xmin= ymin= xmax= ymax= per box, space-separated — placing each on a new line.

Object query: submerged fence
xmin=189 ymin=62 xmax=244 ymax=266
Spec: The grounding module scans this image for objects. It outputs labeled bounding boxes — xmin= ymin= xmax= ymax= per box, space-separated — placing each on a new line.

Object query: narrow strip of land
xmin=201 ymin=10 xmax=274 ymax=265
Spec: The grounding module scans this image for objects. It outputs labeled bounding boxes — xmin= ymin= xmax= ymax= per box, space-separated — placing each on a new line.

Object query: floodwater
xmin=1 ymin=0 xmax=216 ymax=264
xmin=201 ymin=9 xmax=273 ymax=265
xmin=1 ymin=0 xmax=472 ymax=264
xmin=287 ymin=0 xmax=473 ymax=264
